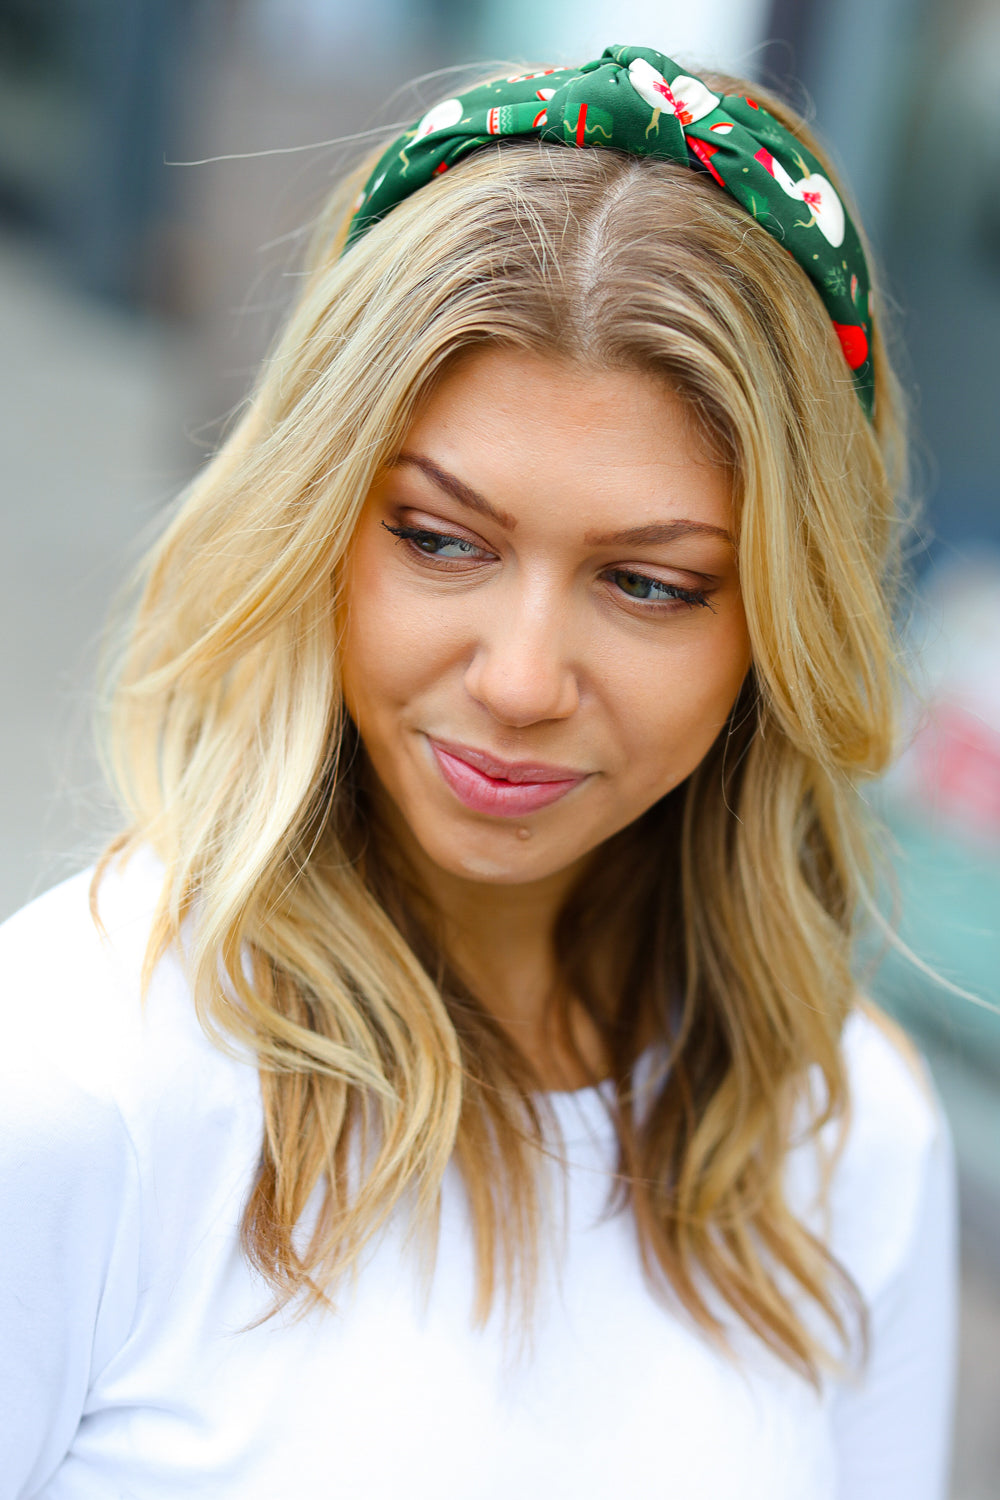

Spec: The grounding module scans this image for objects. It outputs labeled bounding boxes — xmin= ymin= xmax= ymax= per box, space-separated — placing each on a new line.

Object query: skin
xmin=339 ymin=347 xmax=752 ymax=1087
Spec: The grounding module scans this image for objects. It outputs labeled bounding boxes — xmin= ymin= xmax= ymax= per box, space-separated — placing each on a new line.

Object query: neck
xmin=366 ymin=795 xmax=610 ymax=1089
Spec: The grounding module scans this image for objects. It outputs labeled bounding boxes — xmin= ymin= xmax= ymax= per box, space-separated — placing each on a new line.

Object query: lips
xmin=427 ymin=737 xmax=589 ymax=818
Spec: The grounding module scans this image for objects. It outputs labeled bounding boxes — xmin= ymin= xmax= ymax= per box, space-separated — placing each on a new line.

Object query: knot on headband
xmin=345 ymin=45 xmax=874 ymax=420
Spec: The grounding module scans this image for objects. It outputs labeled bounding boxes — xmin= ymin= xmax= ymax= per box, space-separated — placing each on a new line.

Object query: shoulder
xmin=0 ymin=845 xmax=257 ymax=1138
xmin=0 ymin=855 xmax=170 ymax=1350
xmin=789 ymin=1003 xmax=952 ymax=1304
xmin=0 ymin=846 xmax=169 ymax=1090
xmin=839 ymin=1000 xmax=940 ymax=1162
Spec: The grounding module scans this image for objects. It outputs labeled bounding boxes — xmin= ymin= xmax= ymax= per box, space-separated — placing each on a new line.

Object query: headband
xmin=344 ymin=45 xmax=875 ymax=420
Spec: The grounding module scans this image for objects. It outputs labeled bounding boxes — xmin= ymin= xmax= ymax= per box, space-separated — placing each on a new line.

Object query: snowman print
xmin=753 ymin=147 xmax=846 ymax=247
xmin=627 ymin=58 xmax=719 ymax=136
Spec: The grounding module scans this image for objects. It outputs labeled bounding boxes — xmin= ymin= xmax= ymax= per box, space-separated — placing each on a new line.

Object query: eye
xmin=381 ymin=521 xmax=488 ymax=561
xmin=610 ymin=569 xmax=714 ymax=611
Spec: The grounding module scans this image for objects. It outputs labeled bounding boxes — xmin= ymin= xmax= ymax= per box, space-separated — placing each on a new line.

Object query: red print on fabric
xmin=653 ymin=78 xmax=693 ymax=125
xmin=688 ymin=136 xmax=725 ymax=186
xmin=833 ymin=322 xmax=869 ymax=369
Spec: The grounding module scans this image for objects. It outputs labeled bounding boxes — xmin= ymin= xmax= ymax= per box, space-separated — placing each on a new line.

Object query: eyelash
xmin=380 ymin=521 xmax=715 ymax=613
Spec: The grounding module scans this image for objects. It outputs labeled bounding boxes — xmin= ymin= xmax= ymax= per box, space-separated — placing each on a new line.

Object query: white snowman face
xmin=757 ymin=152 xmax=846 ymax=248
xmin=666 ymin=73 xmax=721 ymax=124
xmin=627 ymin=59 xmax=719 ymax=125
xmin=789 ymin=173 xmax=845 ymax=247
xmin=413 ymin=97 xmax=464 ymax=143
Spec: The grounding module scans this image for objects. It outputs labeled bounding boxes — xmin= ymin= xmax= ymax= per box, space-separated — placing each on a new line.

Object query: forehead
xmin=401 ymin=346 xmax=733 ymax=537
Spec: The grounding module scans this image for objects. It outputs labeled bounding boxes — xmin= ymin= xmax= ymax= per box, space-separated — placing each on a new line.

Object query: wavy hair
xmin=91 ymin=66 xmax=911 ymax=1382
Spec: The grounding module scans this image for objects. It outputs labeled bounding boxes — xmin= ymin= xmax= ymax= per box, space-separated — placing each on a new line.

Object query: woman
xmin=1 ymin=46 xmax=955 ymax=1499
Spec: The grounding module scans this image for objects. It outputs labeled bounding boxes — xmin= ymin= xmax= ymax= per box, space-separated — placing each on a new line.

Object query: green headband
xmin=345 ymin=44 xmax=875 ymax=420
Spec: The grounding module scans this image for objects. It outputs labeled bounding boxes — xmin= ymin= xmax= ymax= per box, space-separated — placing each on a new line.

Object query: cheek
xmin=613 ymin=627 xmax=751 ymax=793
xmin=340 ymin=536 xmax=396 ymax=724
xmin=346 ymin=611 xmax=434 ymax=700
xmin=339 ymin=544 xmax=463 ymax=724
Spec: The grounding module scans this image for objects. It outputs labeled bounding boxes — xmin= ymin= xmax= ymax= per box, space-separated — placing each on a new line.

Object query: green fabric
xmin=344 ymin=44 xmax=875 ymax=419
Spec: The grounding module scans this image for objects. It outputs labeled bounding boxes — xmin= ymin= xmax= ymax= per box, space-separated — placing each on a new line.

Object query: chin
xmin=450 ymin=852 xmax=530 ymax=881
xmin=415 ymin=814 xmax=594 ymax=888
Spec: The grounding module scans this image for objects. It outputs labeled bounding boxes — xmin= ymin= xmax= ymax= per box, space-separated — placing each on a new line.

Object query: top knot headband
xmin=345 ymin=44 xmax=875 ymax=419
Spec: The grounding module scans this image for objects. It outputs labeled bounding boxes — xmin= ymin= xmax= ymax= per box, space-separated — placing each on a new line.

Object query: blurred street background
xmin=1 ymin=1 xmax=997 ymax=1493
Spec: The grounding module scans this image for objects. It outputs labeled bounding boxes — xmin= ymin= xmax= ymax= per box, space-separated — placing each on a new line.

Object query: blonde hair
xmin=92 ymin=67 xmax=910 ymax=1382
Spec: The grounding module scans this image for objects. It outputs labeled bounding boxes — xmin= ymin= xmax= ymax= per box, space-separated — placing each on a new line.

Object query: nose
xmin=463 ymin=586 xmax=580 ymax=728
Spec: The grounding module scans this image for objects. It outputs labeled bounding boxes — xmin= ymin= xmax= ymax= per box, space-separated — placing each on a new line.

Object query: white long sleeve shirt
xmin=0 ymin=847 xmax=956 ymax=1499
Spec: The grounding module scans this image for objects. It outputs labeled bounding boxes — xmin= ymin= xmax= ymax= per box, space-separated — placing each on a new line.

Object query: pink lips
xmin=428 ymin=738 xmax=588 ymax=817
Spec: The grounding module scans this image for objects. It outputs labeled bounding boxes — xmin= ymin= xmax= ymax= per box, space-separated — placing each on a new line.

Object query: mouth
xmin=427 ymin=737 xmax=589 ymax=818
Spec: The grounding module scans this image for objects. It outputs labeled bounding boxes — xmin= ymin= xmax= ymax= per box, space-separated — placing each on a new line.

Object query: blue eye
xmin=611 ymin=569 xmax=713 ymax=611
xmin=382 ymin=521 xmax=483 ymax=559
xmin=381 ymin=523 xmax=715 ymax=613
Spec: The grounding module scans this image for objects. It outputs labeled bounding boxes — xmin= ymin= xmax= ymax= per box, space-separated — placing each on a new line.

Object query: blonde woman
xmin=1 ymin=46 xmax=955 ymax=1500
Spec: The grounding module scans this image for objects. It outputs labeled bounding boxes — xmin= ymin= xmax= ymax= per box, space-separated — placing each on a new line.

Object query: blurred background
xmin=1 ymin=1 xmax=997 ymax=1492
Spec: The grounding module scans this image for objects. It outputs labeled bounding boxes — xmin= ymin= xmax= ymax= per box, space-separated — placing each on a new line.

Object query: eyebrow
xmin=583 ymin=519 xmax=733 ymax=547
xmin=393 ymin=452 xmax=732 ymax=548
xmin=394 ymin=452 xmax=518 ymax=531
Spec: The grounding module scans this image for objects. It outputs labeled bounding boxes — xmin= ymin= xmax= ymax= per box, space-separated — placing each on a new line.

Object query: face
xmin=339 ymin=347 xmax=751 ymax=891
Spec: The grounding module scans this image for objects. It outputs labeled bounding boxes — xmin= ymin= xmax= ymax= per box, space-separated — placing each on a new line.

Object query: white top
xmin=0 ymin=848 xmax=956 ymax=1500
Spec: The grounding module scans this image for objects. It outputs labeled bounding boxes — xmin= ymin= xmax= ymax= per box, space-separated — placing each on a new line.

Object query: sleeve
xmin=830 ymin=1094 xmax=958 ymax=1500
xmin=0 ymin=910 xmax=143 ymax=1498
